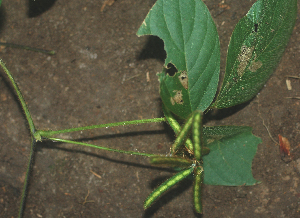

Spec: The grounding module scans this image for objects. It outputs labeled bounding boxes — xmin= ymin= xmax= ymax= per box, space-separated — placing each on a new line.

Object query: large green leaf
xmin=213 ymin=0 xmax=297 ymax=109
xmin=137 ymin=0 xmax=220 ymax=118
xmin=202 ymin=126 xmax=261 ymax=186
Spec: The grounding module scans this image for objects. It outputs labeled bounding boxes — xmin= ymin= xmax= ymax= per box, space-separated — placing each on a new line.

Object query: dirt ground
xmin=0 ymin=0 xmax=299 ymax=217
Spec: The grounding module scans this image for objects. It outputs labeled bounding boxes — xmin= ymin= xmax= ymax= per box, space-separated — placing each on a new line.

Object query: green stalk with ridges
xmin=192 ymin=111 xmax=203 ymax=161
xmin=162 ymin=104 xmax=194 ymax=152
xmin=144 ymin=166 xmax=194 ymax=209
xmin=150 ymin=156 xmax=193 ymax=168
xmin=171 ymin=114 xmax=193 ymax=154
xmin=193 ymin=166 xmax=204 ymax=213
xmin=38 ymin=117 xmax=166 ymax=138
xmin=48 ymin=138 xmax=156 ymax=157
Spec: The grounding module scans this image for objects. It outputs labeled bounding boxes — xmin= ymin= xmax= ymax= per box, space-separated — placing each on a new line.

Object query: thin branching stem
xmin=48 ymin=137 xmax=157 ymax=157
xmin=0 ymin=60 xmax=38 ymax=218
xmin=18 ymin=138 xmax=36 ymax=218
xmin=38 ymin=117 xmax=166 ymax=138
xmin=0 ymin=60 xmax=36 ymax=134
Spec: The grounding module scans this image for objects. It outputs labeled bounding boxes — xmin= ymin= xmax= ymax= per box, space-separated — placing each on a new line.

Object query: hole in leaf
xmin=165 ymin=63 xmax=178 ymax=76
xmin=137 ymin=36 xmax=166 ymax=62
xmin=170 ymin=90 xmax=183 ymax=105
xmin=178 ymin=71 xmax=188 ymax=89
xmin=254 ymin=23 xmax=258 ymax=32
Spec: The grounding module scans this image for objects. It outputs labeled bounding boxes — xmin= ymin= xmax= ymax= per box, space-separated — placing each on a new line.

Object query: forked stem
xmin=0 ymin=60 xmax=37 ymax=218
xmin=0 ymin=59 xmax=169 ymax=217
xmin=0 ymin=60 xmax=165 ymax=217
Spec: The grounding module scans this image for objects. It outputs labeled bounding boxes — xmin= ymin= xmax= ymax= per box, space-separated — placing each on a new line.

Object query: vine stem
xmin=18 ymin=139 xmax=36 ymax=218
xmin=48 ymin=137 xmax=157 ymax=157
xmin=38 ymin=117 xmax=166 ymax=138
xmin=0 ymin=60 xmax=36 ymax=134
xmin=0 ymin=60 xmax=37 ymax=218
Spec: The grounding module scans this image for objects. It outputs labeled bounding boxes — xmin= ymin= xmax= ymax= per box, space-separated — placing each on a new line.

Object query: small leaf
xmin=138 ymin=0 xmax=220 ymax=118
xmin=202 ymin=126 xmax=261 ymax=186
xmin=213 ymin=0 xmax=297 ymax=109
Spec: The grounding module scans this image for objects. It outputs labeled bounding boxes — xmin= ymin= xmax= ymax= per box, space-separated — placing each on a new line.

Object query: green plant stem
xmin=162 ymin=104 xmax=194 ymax=153
xmin=48 ymin=137 xmax=157 ymax=157
xmin=0 ymin=60 xmax=37 ymax=218
xmin=171 ymin=114 xmax=193 ymax=154
xmin=18 ymin=138 xmax=36 ymax=218
xmin=0 ymin=42 xmax=55 ymax=55
xmin=150 ymin=156 xmax=193 ymax=168
xmin=0 ymin=60 xmax=36 ymax=135
xmin=193 ymin=166 xmax=204 ymax=214
xmin=163 ymin=105 xmax=210 ymax=156
xmin=38 ymin=117 xmax=166 ymax=138
xmin=162 ymin=105 xmax=194 ymax=152
xmin=192 ymin=111 xmax=203 ymax=161
xmin=144 ymin=166 xmax=194 ymax=209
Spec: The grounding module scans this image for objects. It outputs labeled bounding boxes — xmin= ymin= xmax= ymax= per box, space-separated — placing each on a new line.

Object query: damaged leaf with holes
xmin=202 ymin=126 xmax=261 ymax=186
xmin=213 ymin=0 xmax=297 ymax=109
xmin=138 ymin=0 xmax=220 ymax=118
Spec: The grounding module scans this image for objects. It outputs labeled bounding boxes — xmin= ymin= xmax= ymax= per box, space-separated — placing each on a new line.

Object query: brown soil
xmin=0 ymin=0 xmax=300 ymax=217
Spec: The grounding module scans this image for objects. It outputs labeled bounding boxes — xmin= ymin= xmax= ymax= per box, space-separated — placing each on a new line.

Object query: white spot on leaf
xmin=170 ymin=90 xmax=183 ymax=105
xmin=237 ymin=45 xmax=254 ymax=76
xmin=178 ymin=71 xmax=188 ymax=89
xmin=249 ymin=60 xmax=262 ymax=72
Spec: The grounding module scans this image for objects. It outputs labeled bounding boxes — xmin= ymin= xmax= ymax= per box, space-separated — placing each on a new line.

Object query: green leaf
xmin=202 ymin=126 xmax=261 ymax=186
xmin=137 ymin=0 xmax=220 ymax=118
xmin=213 ymin=0 xmax=297 ymax=109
